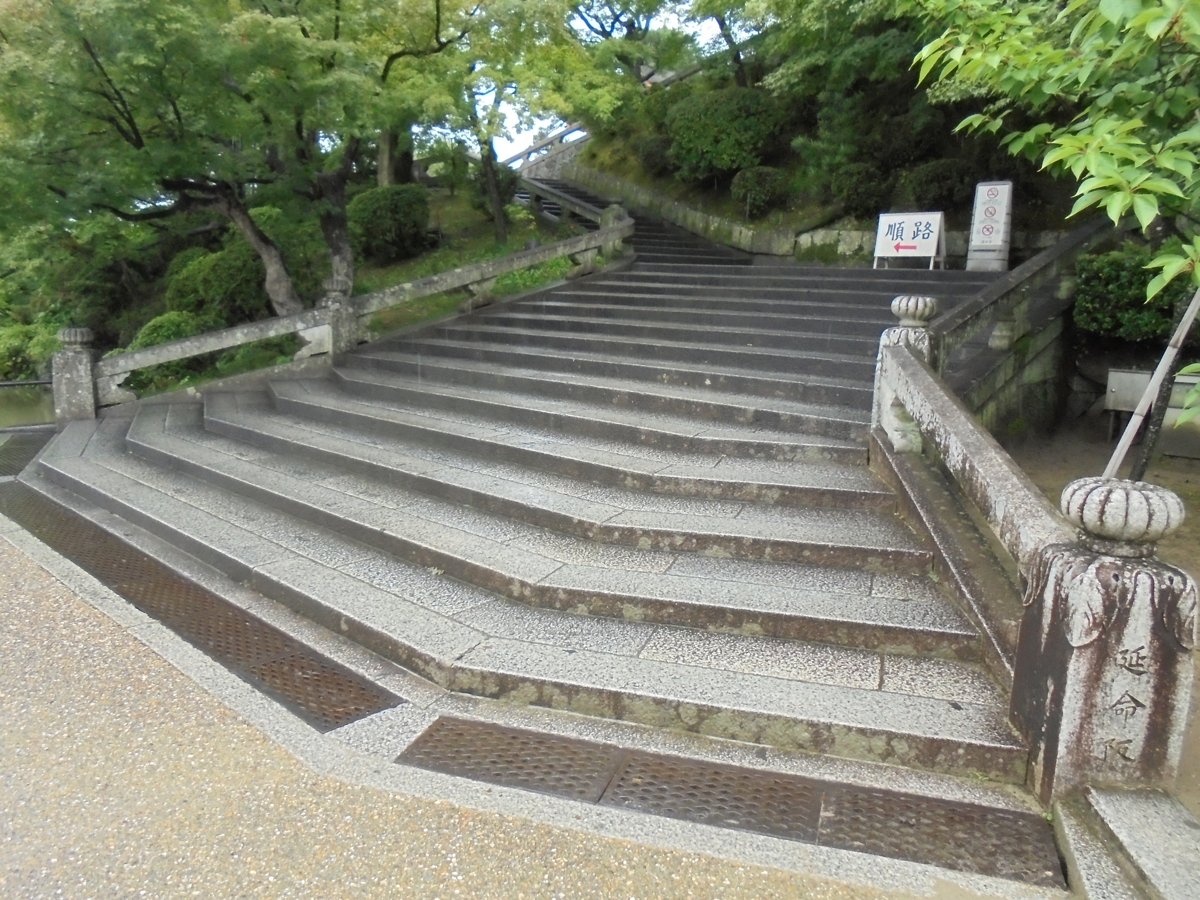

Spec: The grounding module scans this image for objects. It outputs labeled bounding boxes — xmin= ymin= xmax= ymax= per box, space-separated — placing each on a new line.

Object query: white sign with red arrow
xmin=873 ymin=212 xmax=945 ymax=269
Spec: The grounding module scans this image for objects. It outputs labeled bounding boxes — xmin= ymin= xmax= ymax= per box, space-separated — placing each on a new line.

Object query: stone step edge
xmin=13 ymin=466 xmax=1034 ymax=823
xmin=273 ymin=376 xmax=868 ymax=469
xmin=211 ymin=387 xmax=893 ymax=515
xmin=127 ymin=404 xmax=962 ymax=652
xmin=28 ymin=446 xmax=1022 ymax=782
xmin=350 ymin=344 xmax=873 ymax=402
xmin=158 ymin=396 xmax=933 ymax=574
xmin=330 ymin=362 xmax=872 ymax=443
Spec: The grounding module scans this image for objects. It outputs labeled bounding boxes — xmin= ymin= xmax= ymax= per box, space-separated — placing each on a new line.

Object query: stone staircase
xmin=16 ymin=192 xmax=1048 ymax=827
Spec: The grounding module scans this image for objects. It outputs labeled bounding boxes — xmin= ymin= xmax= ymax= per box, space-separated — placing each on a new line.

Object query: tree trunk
xmin=480 ymin=138 xmax=508 ymax=244
xmin=714 ymin=16 xmax=748 ymax=88
xmin=377 ymin=127 xmax=414 ymax=186
xmin=220 ymin=198 xmax=303 ymax=317
xmin=317 ymin=137 xmax=360 ymax=294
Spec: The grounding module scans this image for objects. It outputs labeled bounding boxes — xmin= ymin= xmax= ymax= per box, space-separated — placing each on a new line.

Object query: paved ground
xmin=1 ymin=534 xmax=916 ymax=899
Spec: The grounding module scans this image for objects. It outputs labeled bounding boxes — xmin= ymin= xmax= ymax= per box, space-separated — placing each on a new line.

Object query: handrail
xmin=502 ymin=124 xmax=588 ymax=169
xmin=518 ymin=177 xmax=606 ymax=223
xmin=930 ymin=216 xmax=1111 ymax=382
xmin=357 ymin=217 xmax=632 ymax=317
xmin=65 ymin=211 xmax=633 ymax=413
xmin=1 ymin=378 xmax=52 ymax=387
xmin=96 ymin=309 xmax=326 ymax=380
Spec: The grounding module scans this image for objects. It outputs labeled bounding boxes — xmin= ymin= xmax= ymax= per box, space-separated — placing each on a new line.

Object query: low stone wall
xmin=566 ymin=162 xmax=1064 ymax=261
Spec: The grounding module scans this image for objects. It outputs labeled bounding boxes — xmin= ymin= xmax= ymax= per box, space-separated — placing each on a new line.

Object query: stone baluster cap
xmin=57 ymin=326 xmax=94 ymax=348
xmin=1061 ymin=476 xmax=1186 ymax=557
xmin=890 ymin=295 xmax=938 ymax=327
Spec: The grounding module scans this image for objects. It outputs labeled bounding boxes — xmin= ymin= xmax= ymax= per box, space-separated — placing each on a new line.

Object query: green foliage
xmin=895 ymin=159 xmax=976 ymax=210
xmin=469 ymin=166 xmax=520 ymax=221
xmin=910 ymin=0 xmax=1200 ymax=296
xmin=731 ymin=166 xmax=789 ymax=219
xmin=164 ymin=243 xmax=270 ymax=328
xmin=1073 ymin=244 xmax=1190 ymax=342
xmin=831 ymin=163 xmax=893 ymax=219
xmin=493 ymin=256 xmax=575 ymax=296
xmin=347 ymin=185 xmax=432 ymax=264
xmin=211 ymin=336 xmax=301 ymax=379
xmin=0 ymin=323 xmax=59 ymax=381
xmin=633 ymin=134 xmax=675 ymax=177
xmin=667 ymin=87 xmax=785 ymax=184
xmin=121 ymin=310 xmax=217 ymax=393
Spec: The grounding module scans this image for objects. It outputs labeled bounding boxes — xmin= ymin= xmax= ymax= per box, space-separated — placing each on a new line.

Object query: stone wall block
xmin=51 ymin=327 xmax=97 ymax=425
xmin=1012 ymin=477 xmax=1197 ymax=803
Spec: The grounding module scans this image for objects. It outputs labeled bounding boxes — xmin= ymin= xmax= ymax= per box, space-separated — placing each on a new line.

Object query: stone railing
xmin=52 ymin=209 xmax=634 ymax=422
xmin=874 ymin=296 xmax=1197 ymax=804
xmin=929 ymin=217 xmax=1111 ymax=431
xmin=517 ymin=177 xmax=605 ymax=226
xmin=503 ymin=124 xmax=590 ymax=179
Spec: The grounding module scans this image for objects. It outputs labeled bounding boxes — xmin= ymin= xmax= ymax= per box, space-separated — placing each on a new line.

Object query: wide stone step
xmin=612 ymin=265 xmax=995 ymax=291
xmin=347 ymin=344 xmax=872 ymax=410
xmin=498 ymin=295 xmax=895 ymax=329
xmin=397 ymin=325 xmax=878 ymax=376
xmin=336 ymin=352 xmax=870 ymax=437
xmin=314 ymin=364 xmax=868 ymax=453
xmin=30 ymin=414 xmax=1022 ymax=780
xmin=438 ymin=313 xmax=887 ymax=362
xmin=535 ymin=285 xmax=912 ymax=317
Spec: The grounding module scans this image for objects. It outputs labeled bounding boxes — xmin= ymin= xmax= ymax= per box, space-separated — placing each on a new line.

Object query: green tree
xmin=0 ymin=0 xmax=478 ymax=321
xmin=908 ymin=0 xmax=1200 ymax=296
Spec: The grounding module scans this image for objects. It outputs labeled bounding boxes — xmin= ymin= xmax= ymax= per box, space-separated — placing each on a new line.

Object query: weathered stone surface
xmin=52 ymin=327 xmax=97 ymax=425
xmin=1012 ymin=479 xmax=1197 ymax=802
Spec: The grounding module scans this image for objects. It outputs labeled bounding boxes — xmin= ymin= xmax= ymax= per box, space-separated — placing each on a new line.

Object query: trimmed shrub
xmin=731 ymin=166 xmax=789 ymax=219
xmin=347 ymin=184 xmax=431 ymax=263
xmin=1074 ymin=244 xmax=1190 ymax=343
xmin=831 ymin=163 xmax=893 ymax=219
xmin=896 ymin=159 xmax=975 ymax=210
xmin=122 ymin=310 xmax=218 ymax=393
xmin=667 ymin=87 xmax=785 ymax=184
xmin=163 ymin=242 xmax=269 ymax=328
xmin=633 ymin=134 xmax=674 ymax=178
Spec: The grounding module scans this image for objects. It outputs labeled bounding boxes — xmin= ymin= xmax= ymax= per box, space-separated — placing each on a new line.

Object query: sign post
xmin=873 ymin=213 xmax=945 ymax=269
xmin=966 ymin=181 xmax=1013 ymax=272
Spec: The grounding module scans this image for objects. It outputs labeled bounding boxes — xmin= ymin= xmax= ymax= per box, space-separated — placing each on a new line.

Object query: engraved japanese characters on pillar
xmin=1012 ymin=477 xmax=1197 ymax=803
xmin=873 ymin=295 xmax=938 ymax=452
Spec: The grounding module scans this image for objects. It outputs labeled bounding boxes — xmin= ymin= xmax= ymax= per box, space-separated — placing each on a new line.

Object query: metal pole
xmin=1104 ymin=284 xmax=1200 ymax=478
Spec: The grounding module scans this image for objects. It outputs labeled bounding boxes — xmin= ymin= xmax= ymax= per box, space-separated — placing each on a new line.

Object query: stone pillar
xmin=321 ymin=275 xmax=359 ymax=355
xmin=1012 ymin=477 xmax=1197 ymax=803
xmin=600 ymin=205 xmax=629 ymax=258
xmin=51 ymin=327 xmax=96 ymax=425
xmin=872 ymin=295 xmax=938 ymax=453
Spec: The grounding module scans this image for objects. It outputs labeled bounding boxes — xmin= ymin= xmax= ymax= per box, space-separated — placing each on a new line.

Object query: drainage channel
xmin=401 ymin=717 xmax=1066 ymax=889
xmin=0 ymin=477 xmax=401 ymax=732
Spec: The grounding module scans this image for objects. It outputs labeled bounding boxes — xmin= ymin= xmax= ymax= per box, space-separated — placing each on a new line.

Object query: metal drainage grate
xmin=0 ymin=481 xmax=401 ymax=732
xmin=398 ymin=717 xmax=1066 ymax=889
xmin=403 ymin=717 xmax=629 ymax=802
xmin=0 ymin=432 xmax=51 ymax=477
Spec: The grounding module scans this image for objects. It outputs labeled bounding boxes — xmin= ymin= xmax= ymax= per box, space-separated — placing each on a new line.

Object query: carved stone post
xmin=1012 ymin=477 xmax=1197 ymax=803
xmin=600 ymin=205 xmax=629 ymax=258
xmin=872 ymin=295 xmax=938 ymax=453
xmin=52 ymin=327 xmax=96 ymax=425
xmin=321 ymin=275 xmax=358 ymax=355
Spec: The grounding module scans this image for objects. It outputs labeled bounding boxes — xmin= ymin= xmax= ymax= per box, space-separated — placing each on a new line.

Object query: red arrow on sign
xmin=894 ymin=242 xmax=918 ymax=252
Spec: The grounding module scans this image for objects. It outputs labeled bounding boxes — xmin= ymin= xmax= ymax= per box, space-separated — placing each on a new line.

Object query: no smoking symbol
xmin=982 ymin=224 xmax=995 ymax=236
xmin=984 ymin=205 xmax=997 ymax=217
xmin=986 ymin=187 xmax=1000 ymax=200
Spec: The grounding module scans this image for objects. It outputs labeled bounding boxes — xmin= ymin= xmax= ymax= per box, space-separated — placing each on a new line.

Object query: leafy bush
xmin=831 ymin=163 xmax=893 ymax=219
xmin=896 ymin=159 xmax=976 ymax=210
xmin=1074 ymin=244 xmax=1190 ymax=342
xmin=469 ymin=166 xmax=520 ymax=221
xmin=633 ymin=134 xmax=674 ymax=178
xmin=122 ymin=310 xmax=218 ymax=393
xmin=667 ymin=88 xmax=785 ymax=184
xmin=0 ymin=323 xmax=59 ymax=380
xmin=731 ymin=167 xmax=790 ymax=219
xmin=347 ymin=184 xmax=431 ymax=263
xmin=163 ymin=242 xmax=269 ymax=327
